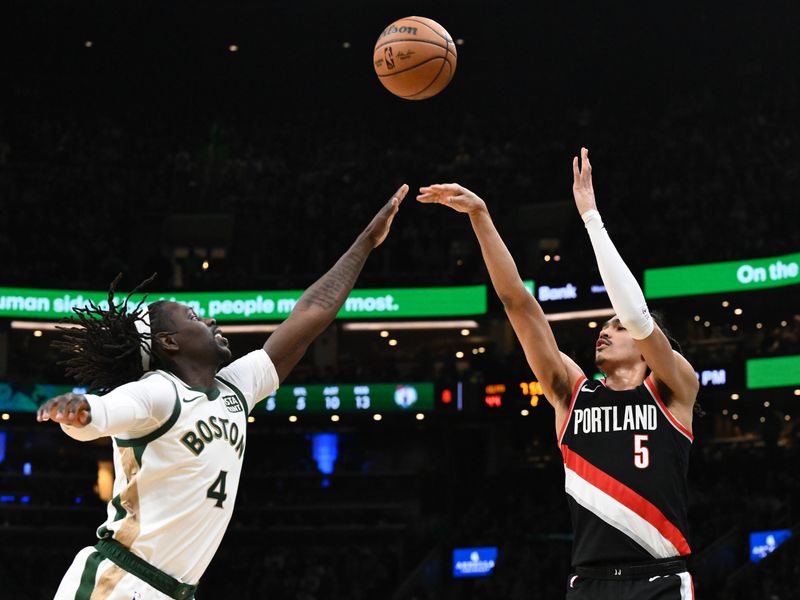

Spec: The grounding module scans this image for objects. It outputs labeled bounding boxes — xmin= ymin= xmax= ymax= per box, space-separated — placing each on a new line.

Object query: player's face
xmin=595 ymin=317 xmax=642 ymax=369
xmin=162 ymin=302 xmax=232 ymax=364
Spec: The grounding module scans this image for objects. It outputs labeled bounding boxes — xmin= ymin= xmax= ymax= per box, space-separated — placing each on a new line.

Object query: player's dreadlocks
xmin=51 ymin=274 xmax=171 ymax=393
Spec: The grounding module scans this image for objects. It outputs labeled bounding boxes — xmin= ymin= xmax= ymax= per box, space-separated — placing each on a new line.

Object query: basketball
xmin=373 ymin=16 xmax=457 ymax=100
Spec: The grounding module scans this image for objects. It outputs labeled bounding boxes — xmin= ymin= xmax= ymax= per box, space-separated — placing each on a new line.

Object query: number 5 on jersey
xmin=207 ymin=470 xmax=228 ymax=508
xmin=634 ymin=434 xmax=650 ymax=469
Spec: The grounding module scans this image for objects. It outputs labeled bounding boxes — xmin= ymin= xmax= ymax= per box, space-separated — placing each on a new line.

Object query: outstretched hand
xmin=572 ymin=147 xmax=598 ymax=215
xmin=36 ymin=392 xmax=91 ymax=427
xmin=364 ymin=184 xmax=408 ymax=248
xmin=416 ymin=183 xmax=487 ymax=215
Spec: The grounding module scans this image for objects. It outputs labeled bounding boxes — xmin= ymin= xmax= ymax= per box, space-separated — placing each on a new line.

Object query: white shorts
xmin=55 ymin=546 xmax=180 ymax=600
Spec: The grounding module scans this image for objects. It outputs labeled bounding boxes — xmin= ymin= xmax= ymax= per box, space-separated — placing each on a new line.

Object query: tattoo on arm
xmin=299 ymin=245 xmax=369 ymax=311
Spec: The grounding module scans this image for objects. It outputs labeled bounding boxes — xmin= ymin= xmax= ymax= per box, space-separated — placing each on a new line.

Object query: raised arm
xmin=572 ymin=148 xmax=698 ymax=427
xmin=417 ymin=184 xmax=584 ymax=416
xmin=264 ymin=184 xmax=407 ymax=382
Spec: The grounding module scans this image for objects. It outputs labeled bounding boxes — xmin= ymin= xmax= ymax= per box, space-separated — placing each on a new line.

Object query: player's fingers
xmin=430 ymin=183 xmax=460 ymax=193
xmin=583 ymin=147 xmax=592 ymax=173
xmin=415 ymin=193 xmax=437 ymax=203
xmin=65 ymin=396 xmax=82 ymax=421
xmin=46 ymin=399 xmax=65 ymax=422
xmin=77 ymin=407 xmax=91 ymax=426
xmin=572 ymin=156 xmax=580 ymax=182
xmin=38 ymin=393 xmax=76 ymax=422
xmin=36 ymin=400 xmax=51 ymax=421
xmin=391 ymin=183 xmax=409 ymax=205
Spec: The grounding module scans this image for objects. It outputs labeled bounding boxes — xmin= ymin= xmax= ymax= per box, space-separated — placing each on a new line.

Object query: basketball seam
xmin=401 ymin=46 xmax=451 ymax=98
xmin=403 ymin=17 xmax=453 ymax=44
xmin=374 ymin=38 xmax=448 ymax=52
xmin=377 ymin=55 xmax=445 ymax=79
xmin=402 ymin=62 xmax=450 ymax=99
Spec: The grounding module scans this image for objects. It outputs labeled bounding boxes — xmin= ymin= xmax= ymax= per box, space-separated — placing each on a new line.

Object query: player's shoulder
xmin=114 ymin=369 xmax=179 ymax=401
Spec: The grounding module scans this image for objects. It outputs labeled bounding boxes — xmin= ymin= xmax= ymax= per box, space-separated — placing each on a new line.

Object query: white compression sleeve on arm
xmin=582 ymin=209 xmax=654 ymax=340
xmin=61 ymin=377 xmax=173 ymax=441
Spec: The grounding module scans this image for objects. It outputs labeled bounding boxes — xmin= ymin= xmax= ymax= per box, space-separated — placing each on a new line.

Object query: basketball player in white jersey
xmin=36 ymin=184 xmax=408 ymax=600
xmin=418 ymin=149 xmax=698 ymax=599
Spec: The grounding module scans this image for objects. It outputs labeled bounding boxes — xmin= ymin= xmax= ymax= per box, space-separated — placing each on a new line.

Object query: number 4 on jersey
xmin=634 ymin=434 xmax=650 ymax=469
xmin=207 ymin=470 xmax=228 ymax=508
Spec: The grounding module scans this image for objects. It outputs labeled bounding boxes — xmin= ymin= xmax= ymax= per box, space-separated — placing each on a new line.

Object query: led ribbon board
xmin=644 ymin=251 xmax=800 ymax=299
xmin=746 ymin=355 xmax=800 ymax=389
xmin=0 ymin=285 xmax=487 ymax=321
xmin=0 ymin=382 xmax=83 ymax=413
xmin=259 ymin=382 xmax=434 ymax=413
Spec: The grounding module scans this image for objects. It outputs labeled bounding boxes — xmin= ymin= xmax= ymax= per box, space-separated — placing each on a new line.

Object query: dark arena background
xmin=2 ymin=0 xmax=799 ymax=598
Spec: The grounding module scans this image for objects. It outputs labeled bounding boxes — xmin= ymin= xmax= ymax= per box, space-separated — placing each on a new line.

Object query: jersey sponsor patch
xmin=223 ymin=394 xmax=243 ymax=413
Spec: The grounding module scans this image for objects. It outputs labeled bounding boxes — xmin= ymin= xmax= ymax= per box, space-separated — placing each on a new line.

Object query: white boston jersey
xmin=62 ymin=349 xmax=278 ymax=586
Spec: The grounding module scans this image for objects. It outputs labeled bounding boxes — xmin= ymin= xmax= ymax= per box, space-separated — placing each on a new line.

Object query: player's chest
xmin=164 ymin=395 xmax=249 ymax=468
xmin=568 ymin=399 xmax=660 ymax=437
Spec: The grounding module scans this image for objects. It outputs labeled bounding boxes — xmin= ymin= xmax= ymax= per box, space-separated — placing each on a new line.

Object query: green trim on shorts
xmin=215 ymin=376 xmax=249 ymax=413
xmin=95 ymin=494 xmax=125 ymax=540
xmin=110 ymin=494 xmax=126 ymax=521
xmin=74 ymin=550 xmax=103 ymax=600
xmin=115 ymin=376 xmax=181 ymax=448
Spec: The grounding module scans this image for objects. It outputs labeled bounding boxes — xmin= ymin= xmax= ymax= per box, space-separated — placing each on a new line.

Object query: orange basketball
xmin=373 ymin=16 xmax=457 ymax=100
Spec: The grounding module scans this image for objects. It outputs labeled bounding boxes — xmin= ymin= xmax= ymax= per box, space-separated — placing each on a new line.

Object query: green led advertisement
xmin=746 ymin=355 xmax=800 ymax=389
xmin=0 ymin=285 xmax=487 ymax=321
xmin=644 ymin=252 xmax=800 ymax=299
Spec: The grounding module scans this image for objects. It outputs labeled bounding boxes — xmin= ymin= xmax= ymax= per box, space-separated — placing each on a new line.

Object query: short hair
xmin=51 ymin=274 xmax=171 ymax=393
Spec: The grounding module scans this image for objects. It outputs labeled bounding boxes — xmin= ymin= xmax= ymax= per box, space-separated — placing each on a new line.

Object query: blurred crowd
xmin=1 ymin=53 xmax=798 ymax=292
xmin=3 ymin=415 xmax=798 ymax=599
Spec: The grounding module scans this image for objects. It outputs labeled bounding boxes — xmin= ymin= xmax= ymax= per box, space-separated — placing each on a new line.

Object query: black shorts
xmin=566 ymin=571 xmax=694 ymax=600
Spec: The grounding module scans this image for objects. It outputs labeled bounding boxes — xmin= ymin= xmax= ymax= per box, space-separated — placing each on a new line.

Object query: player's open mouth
xmin=596 ymin=339 xmax=610 ymax=349
xmin=214 ymin=332 xmax=229 ymax=347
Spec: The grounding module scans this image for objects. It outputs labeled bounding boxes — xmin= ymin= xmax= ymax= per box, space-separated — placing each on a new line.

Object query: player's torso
xmin=101 ymin=371 xmax=250 ymax=584
xmin=559 ymin=377 xmax=692 ymax=566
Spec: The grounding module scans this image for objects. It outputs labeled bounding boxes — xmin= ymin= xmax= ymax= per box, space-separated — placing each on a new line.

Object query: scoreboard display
xmin=258 ymin=382 xmax=434 ymax=414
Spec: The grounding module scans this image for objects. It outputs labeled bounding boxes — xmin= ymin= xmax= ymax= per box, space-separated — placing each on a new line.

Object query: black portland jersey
xmin=558 ymin=375 xmax=692 ymax=567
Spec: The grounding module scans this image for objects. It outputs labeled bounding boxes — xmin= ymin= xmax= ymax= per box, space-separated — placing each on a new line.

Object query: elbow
xmin=498 ymin=289 xmax=534 ymax=312
xmin=498 ymin=292 xmax=518 ymax=311
xmin=61 ymin=423 xmax=100 ymax=442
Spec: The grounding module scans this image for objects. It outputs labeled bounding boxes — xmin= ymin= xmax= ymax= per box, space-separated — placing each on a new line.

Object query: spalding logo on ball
xmin=373 ymin=16 xmax=457 ymax=100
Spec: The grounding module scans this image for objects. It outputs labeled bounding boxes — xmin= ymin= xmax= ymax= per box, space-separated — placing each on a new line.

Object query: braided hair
xmin=51 ymin=274 xmax=172 ymax=393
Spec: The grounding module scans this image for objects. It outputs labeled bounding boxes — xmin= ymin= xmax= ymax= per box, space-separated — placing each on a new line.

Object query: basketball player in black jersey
xmin=417 ymin=148 xmax=698 ymax=599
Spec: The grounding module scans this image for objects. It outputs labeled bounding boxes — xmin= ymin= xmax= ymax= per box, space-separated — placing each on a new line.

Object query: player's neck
xmin=602 ymin=365 xmax=647 ymax=391
xmin=168 ymin=360 xmax=219 ymax=391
